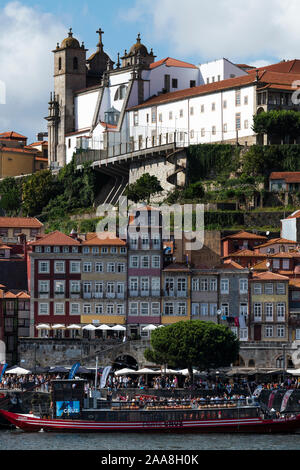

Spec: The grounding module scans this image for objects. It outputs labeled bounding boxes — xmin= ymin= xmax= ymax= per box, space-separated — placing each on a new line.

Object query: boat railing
xmin=109 ymin=398 xmax=253 ymax=412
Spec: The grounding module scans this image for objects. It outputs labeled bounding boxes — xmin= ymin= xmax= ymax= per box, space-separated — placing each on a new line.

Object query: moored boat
xmin=1 ymin=406 xmax=300 ymax=433
xmin=1 ymin=379 xmax=300 ymax=433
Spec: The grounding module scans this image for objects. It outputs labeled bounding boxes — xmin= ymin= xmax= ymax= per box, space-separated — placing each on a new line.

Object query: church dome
xmin=129 ymin=33 xmax=148 ymax=56
xmin=61 ymin=28 xmax=80 ymax=49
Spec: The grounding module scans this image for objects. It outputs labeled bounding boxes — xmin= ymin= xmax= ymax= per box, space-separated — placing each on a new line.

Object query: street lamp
xmin=217 ymin=309 xmax=222 ymax=325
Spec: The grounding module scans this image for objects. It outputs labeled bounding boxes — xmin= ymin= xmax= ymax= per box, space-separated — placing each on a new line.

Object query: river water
xmin=1 ymin=429 xmax=300 ymax=451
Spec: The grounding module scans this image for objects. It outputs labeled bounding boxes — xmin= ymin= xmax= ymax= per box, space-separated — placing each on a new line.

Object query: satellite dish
xmin=266 ymin=231 xmax=270 ymax=236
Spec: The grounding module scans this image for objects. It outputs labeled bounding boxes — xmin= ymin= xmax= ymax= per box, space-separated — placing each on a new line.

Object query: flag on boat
xmin=280 ymin=389 xmax=294 ymax=412
xmin=268 ymin=390 xmax=278 ymax=409
xmin=0 ymin=363 xmax=7 ymax=380
xmin=100 ymin=366 xmax=112 ymax=389
xmin=68 ymin=362 xmax=81 ymax=380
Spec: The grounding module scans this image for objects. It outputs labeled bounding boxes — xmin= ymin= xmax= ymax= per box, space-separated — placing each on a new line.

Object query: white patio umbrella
xmin=179 ymin=368 xmax=201 ymax=376
xmin=137 ymin=368 xmax=159 ymax=374
xmin=111 ymin=325 xmax=126 ymax=331
xmin=114 ymin=368 xmax=138 ymax=375
xmin=82 ymin=324 xmax=97 ymax=331
xmin=164 ymin=368 xmax=182 ymax=374
xmin=97 ymin=324 xmax=112 ymax=331
xmin=35 ymin=324 xmax=51 ymax=330
xmin=142 ymin=324 xmax=157 ymax=331
xmin=287 ymin=369 xmax=300 ymax=376
xmin=52 ymin=324 xmax=66 ymax=330
xmin=5 ymin=366 xmax=32 ymax=375
xmin=66 ymin=324 xmax=82 ymax=330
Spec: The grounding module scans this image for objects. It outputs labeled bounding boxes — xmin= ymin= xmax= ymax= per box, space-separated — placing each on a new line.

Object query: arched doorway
xmin=248 ymin=359 xmax=255 ymax=368
xmin=234 ymin=355 xmax=245 ymax=367
xmin=113 ymin=354 xmax=138 ymax=371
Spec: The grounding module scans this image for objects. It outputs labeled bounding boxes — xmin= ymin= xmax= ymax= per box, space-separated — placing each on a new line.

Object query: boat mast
xmin=95 ymin=356 xmax=98 ymax=390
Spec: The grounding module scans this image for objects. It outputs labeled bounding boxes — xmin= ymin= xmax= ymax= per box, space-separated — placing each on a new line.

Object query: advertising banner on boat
xmin=280 ymin=390 xmax=294 ymax=412
xmin=100 ymin=366 xmax=112 ymax=389
xmin=268 ymin=390 xmax=278 ymax=409
xmin=0 ymin=363 xmax=7 ymax=381
xmin=56 ymin=401 xmax=80 ymax=417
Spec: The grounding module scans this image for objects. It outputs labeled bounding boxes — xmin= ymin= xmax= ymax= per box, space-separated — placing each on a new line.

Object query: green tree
xmin=22 ymin=170 xmax=57 ymax=217
xmin=125 ymin=173 xmax=163 ymax=203
xmin=0 ymin=177 xmax=22 ymax=215
xmin=253 ymin=110 xmax=300 ymax=143
xmin=182 ymin=181 xmax=205 ymax=200
xmin=144 ymin=320 xmax=239 ymax=381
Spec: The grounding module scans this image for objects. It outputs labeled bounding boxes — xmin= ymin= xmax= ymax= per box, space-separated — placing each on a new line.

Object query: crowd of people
xmin=0 ymin=374 xmax=52 ymax=393
xmin=0 ymin=371 xmax=300 ymax=396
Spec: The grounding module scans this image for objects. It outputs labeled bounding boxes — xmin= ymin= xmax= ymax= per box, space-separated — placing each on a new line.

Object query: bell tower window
xmin=73 ymin=57 xmax=78 ymax=70
xmin=58 ymin=57 xmax=62 ymax=71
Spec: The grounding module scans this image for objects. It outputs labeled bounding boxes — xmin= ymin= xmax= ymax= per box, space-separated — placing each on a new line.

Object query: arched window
xmin=73 ymin=57 xmax=78 ymax=70
xmin=114 ymin=85 xmax=127 ymax=101
xmin=248 ymin=359 xmax=255 ymax=368
xmin=58 ymin=57 xmax=62 ymax=71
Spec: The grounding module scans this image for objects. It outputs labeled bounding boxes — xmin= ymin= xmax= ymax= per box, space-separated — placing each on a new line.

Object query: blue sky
xmin=0 ymin=0 xmax=299 ymax=142
xmin=13 ymin=0 xmax=177 ymax=65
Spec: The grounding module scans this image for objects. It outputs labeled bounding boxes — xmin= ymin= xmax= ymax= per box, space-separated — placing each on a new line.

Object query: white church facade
xmin=47 ymin=28 xmax=300 ymax=196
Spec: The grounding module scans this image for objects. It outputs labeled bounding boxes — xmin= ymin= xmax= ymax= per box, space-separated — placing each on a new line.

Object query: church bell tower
xmin=47 ymin=28 xmax=88 ymax=168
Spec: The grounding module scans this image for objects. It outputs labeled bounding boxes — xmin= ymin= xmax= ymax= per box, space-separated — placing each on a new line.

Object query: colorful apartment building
xmin=0 ymin=288 xmax=30 ymax=364
xmin=80 ymin=232 xmax=127 ymax=328
xmin=161 ymin=263 xmax=191 ymax=325
xmin=191 ymin=263 xmax=250 ymax=341
xmin=0 ymin=217 xmax=44 ymax=243
xmin=28 ymin=231 xmax=82 ymax=338
xmin=221 ymin=231 xmax=268 ymax=257
xmin=249 ymin=271 xmax=289 ymax=342
xmin=0 ymin=132 xmax=48 ymax=177
xmin=126 ymin=206 xmax=163 ymax=338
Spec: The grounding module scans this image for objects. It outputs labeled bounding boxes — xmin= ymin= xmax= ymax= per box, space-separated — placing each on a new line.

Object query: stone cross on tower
xmin=96 ymin=28 xmax=104 ymax=51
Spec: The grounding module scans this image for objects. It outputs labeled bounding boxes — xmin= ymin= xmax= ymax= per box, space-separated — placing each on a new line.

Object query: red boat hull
xmin=1 ymin=409 xmax=300 ymax=433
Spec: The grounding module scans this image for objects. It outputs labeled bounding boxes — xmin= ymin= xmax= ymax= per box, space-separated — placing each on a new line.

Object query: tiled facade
xmin=162 ymin=264 xmax=191 ymax=325
xmin=79 ymin=234 xmax=127 ymax=327
xmin=127 ymin=207 xmax=163 ymax=338
xmin=191 ymin=266 xmax=250 ymax=341
xmin=249 ymin=272 xmax=289 ymax=342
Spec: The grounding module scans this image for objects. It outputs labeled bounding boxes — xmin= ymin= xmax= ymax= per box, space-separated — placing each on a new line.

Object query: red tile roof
xmin=255 ymin=238 xmax=298 ymax=248
xmin=252 ymin=271 xmax=289 ymax=281
xmin=28 ymin=141 xmax=48 ymax=147
xmin=222 ymin=231 xmax=267 ymax=241
xmin=30 ymin=230 xmax=80 ymax=246
xmin=99 ymin=122 xmax=117 ymax=129
xmin=0 ymin=217 xmax=43 ymax=228
xmin=150 ymin=57 xmax=198 ymax=70
xmin=0 ymin=131 xmax=27 ymax=140
xmin=163 ymin=263 xmax=191 ymax=272
xmin=251 ymin=260 xmax=268 ymax=271
xmin=82 ymin=232 xmax=126 ymax=246
xmin=223 ymin=249 xmax=267 ymax=258
xmin=215 ymin=260 xmax=245 ymax=270
xmin=270 ymin=172 xmax=300 ymax=183
xmin=128 ymin=69 xmax=300 ymax=111
xmin=247 ymin=59 xmax=300 ymax=75
xmin=0 ymin=146 xmax=37 ymax=155
xmin=65 ymin=128 xmax=91 ymax=137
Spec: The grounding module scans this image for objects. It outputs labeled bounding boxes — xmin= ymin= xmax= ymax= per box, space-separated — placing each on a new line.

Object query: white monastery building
xmin=46 ymin=28 xmax=300 ymax=198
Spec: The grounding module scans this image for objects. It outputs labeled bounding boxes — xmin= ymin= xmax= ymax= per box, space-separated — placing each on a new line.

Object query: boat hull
xmin=1 ymin=409 xmax=300 ymax=434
